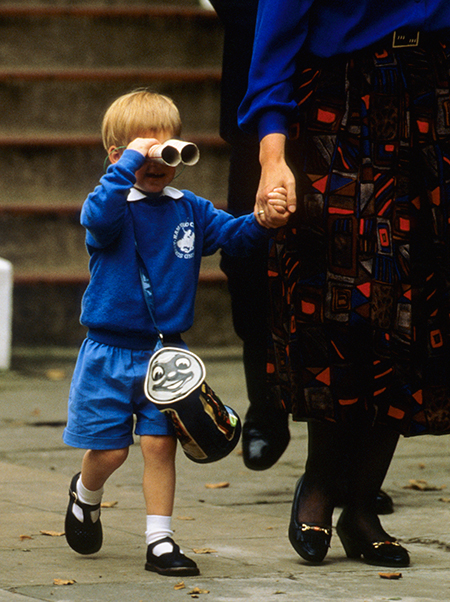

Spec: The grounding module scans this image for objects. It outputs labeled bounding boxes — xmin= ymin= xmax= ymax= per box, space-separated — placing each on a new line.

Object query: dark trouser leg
xmin=220 ymin=139 xmax=289 ymax=469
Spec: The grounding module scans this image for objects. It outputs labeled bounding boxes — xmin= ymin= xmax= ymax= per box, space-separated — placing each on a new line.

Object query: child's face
xmin=134 ymin=131 xmax=177 ymax=195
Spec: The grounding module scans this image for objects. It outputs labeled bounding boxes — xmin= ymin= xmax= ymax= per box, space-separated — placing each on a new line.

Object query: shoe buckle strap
xmin=372 ymin=540 xmax=401 ymax=549
xmin=301 ymin=524 xmax=331 ymax=536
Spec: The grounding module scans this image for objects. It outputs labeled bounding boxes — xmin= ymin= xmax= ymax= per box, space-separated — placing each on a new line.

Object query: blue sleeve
xmin=237 ymin=0 xmax=314 ymax=139
xmin=198 ymin=198 xmax=269 ymax=256
xmin=80 ymin=149 xmax=144 ymax=248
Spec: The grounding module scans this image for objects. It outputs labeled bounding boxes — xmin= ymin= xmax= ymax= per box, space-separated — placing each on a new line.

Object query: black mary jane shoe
xmin=65 ymin=472 xmax=103 ymax=555
xmin=145 ymin=537 xmax=200 ymax=576
xmin=242 ymin=409 xmax=290 ymax=471
xmin=288 ymin=477 xmax=332 ymax=563
xmin=336 ymin=510 xmax=410 ymax=567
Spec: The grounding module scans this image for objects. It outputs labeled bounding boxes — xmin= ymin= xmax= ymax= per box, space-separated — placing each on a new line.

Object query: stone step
xmin=0 ymin=70 xmax=221 ymax=135
xmin=0 ymin=205 xmax=227 ymax=278
xmin=0 ymin=134 xmax=229 ymax=206
xmin=0 ymin=5 xmax=221 ymax=69
xmin=12 ymin=274 xmax=235 ymax=348
xmin=0 ymin=0 xmax=202 ymax=6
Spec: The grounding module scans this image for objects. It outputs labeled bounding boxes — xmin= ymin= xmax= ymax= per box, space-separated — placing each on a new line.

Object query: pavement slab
xmin=1 ymin=349 xmax=450 ymax=601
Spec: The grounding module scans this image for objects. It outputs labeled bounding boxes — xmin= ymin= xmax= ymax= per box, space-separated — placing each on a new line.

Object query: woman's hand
xmin=254 ymin=133 xmax=297 ymax=227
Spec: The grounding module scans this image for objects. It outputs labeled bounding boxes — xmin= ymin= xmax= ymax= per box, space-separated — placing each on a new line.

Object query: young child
xmin=63 ymin=89 xmax=288 ymax=576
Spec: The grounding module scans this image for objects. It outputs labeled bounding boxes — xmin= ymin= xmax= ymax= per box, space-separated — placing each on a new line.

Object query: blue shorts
xmin=63 ymin=338 xmax=175 ymax=450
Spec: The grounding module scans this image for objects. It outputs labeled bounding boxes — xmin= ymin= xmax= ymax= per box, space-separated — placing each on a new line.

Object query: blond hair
xmin=102 ymin=89 xmax=182 ymax=150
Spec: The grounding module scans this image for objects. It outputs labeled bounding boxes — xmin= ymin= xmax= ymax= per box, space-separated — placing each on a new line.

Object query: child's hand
xmin=254 ymin=187 xmax=290 ymax=227
xmin=126 ymin=137 xmax=160 ymax=157
xmin=267 ymin=186 xmax=288 ymax=215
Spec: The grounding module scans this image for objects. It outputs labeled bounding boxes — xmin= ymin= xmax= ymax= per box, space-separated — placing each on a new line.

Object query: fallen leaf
xmin=439 ymin=497 xmax=450 ymax=503
xmin=174 ymin=581 xmax=185 ymax=590
xmin=418 ymin=462 xmax=426 ymax=469
xmin=205 ymin=482 xmax=229 ymax=489
xmin=100 ymin=500 xmax=118 ymax=508
xmin=188 ymin=587 xmax=210 ymax=595
xmin=53 ymin=578 xmax=76 ymax=586
xmin=31 ymin=408 xmax=41 ymax=416
xmin=192 ymin=548 xmax=217 ymax=555
xmin=403 ymin=479 xmax=445 ymax=491
xmin=177 ymin=515 xmax=195 ymax=521
xmin=19 ymin=534 xmax=33 ymax=541
xmin=46 ymin=369 xmax=66 ymax=381
xmin=379 ymin=572 xmax=402 ymax=580
xmin=40 ymin=530 xmax=64 ymax=537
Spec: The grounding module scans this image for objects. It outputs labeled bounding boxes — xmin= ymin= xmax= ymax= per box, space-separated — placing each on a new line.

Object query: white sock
xmin=146 ymin=515 xmax=175 ymax=556
xmin=72 ymin=476 xmax=103 ymax=523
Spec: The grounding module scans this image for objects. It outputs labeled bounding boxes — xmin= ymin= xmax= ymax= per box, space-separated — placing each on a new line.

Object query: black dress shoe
xmin=65 ymin=473 xmax=103 ymax=555
xmin=336 ymin=509 xmax=410 ymax=567
xmin=288 ymin=477 xmax=332 ymax=563
xmin=375 ymin=490 xmax=394 ymax=515
xmin=242 ymin=410 xmax=290 ymax=471
xmin=335 ymin=487 xmax=394 ymax=515
xmin=145 ymin=537 xmax=200 ymax=576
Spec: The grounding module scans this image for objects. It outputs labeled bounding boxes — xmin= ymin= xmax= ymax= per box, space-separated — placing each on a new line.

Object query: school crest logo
xmin=173 ymin=221 xmax=195 ymax=259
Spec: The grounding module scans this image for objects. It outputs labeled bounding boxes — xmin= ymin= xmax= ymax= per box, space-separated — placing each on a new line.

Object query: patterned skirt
xmin=268 ymin=34 xmax=450 ymax=436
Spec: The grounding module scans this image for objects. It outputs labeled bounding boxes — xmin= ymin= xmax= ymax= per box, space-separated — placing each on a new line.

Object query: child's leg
xmin=81 ymin=447 xmax=129 ymax=491
xmin=141 ymin=435 xmax=199 ymax=576
xmin=141 ymin=435 xmax=176 ymax=516
xmin=65 ymin=447 xmax=129 ymax=555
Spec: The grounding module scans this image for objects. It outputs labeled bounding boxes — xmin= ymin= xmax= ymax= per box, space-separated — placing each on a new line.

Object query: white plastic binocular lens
xmin=147 ymin=140 xmax=200 ymax=167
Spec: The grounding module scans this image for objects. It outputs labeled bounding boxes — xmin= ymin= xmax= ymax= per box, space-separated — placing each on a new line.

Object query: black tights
xmin=298 ymin=420 xmax=399 ymax=539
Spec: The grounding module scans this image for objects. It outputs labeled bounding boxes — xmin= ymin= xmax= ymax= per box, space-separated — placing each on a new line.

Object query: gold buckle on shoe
xmin=392 ymin=30 xmax=420 ymax=48
xmin=301 ymin=524 xmax=332 ymax=536
xmin=372 ymin=540 xmax=401 ymax=549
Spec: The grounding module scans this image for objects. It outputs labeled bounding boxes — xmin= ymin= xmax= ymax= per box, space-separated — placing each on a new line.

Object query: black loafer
xmin=288 ymin=477 xmax=332 ymax=563
xmin=145 ymin=537 xmax=200 ymax=576
xmin=336 ymin=510 xmax=410 ymax=567
xmin=65 ymin=472 xmax=103 ymax=555
xmin=242 ymin=411 xmax=290 ymax=471
xmin=335 ymin=487 xmax=394 ymax=515
xmin=375 ymin=490 xmax=394 ymax=515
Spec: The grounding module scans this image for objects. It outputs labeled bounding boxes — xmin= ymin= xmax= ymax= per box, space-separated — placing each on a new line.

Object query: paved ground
xmin=1 ymin=347 xmax=450 ymax=602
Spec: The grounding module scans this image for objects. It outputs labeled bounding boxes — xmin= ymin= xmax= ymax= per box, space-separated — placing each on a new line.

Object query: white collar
xmin=127 ymin=186 xmax=184 ymax=202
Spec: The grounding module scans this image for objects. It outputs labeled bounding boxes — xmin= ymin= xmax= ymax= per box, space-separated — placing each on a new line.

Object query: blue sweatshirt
xmin=238 ymin=0 xmax=450 ymax=139
xmin=80 ymin=149 xmax=268 ymax=349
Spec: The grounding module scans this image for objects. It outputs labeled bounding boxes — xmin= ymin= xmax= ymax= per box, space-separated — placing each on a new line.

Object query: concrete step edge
xmin=0 ymin=4 xmax=217 ymax=19
xmin=0 ymin=66 xmax=221 ymax=81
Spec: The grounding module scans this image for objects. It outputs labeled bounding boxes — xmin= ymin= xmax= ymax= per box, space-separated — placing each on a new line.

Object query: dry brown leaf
xmin=46 ymin=369 xmax=66 ymax=381
xmin=192 ymin=548 xmax=217 ymax=555
xmin=439 ymin=497 xmax=450 ymax=503
xmin=40 ymin=530 xmax=64 ymax=537
xmin=205 ymin=482 xmax=229 ymax=489
xmin=418 ymin=462 xmax=426 ymax=469
xmin=379 ymin=572 xmax=402 ymax=580
xmin=19 ymin=534 xmax=33 ymax=541
xmin=177 ymin=515 xmax=195 ymax=521
xmin=53 ymin=578 xmax=76 ymax=586
xmin=174 ymin=581 xmax=185 ymax=590
xmin=403 ymin=479 xmax=445 ymax=491
xmin=101 ymin=500 xmax=118 ymax=508
xmin=188 ymin=587 xmax=210 ymax=595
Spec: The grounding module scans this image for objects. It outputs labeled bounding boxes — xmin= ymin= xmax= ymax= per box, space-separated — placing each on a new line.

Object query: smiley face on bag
xmin=146 ymin=348 xmax=205 ymax=403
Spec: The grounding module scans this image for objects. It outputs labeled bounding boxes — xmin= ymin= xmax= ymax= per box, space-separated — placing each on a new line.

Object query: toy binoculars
xmin=148 ymin=139 xmax=200 ymax=167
